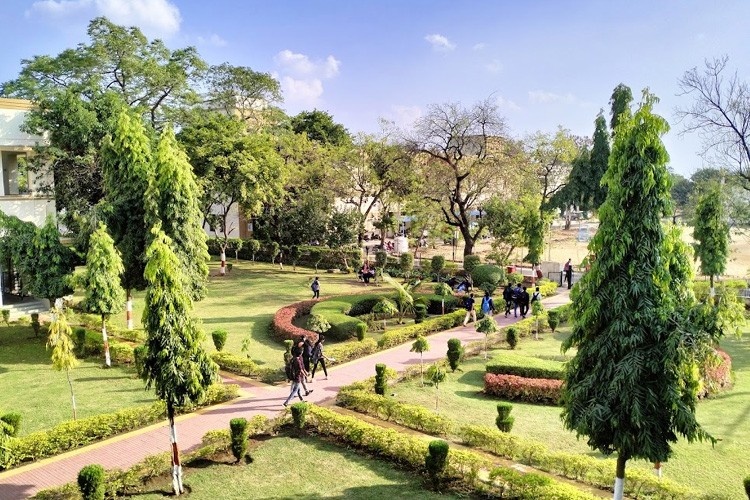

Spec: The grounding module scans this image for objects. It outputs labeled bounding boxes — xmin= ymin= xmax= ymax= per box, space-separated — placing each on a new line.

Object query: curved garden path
xmin=0 ymin=290 xmax=571 ymax=500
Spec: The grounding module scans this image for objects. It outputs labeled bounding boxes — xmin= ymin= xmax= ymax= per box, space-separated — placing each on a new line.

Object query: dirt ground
xmin=414 ymin=220 xmax=750 ymax=279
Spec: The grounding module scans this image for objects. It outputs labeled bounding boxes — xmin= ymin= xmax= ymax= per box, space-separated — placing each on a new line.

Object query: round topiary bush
xmin=425 ymin=439 xmax=450 ymax=489
xmin=290 ymin=402 xmax=309 ymax=430
xmin=495 ymin=402 xmax=514 ymax=432
xmin=506 ymin=327 xmax=519 ymax=349
xmin=414 ymin=303 xmax=428 ymax=324
xmin=375 ymin=251 xmax=388 ymax=269
xmin=743 ymin=475 xmax=750 ymax=499
xmin=355 ymin=322 xmax=368 ymax=341
xmin=375 ymin=363 xmax=388 ymax=395
xmin=78 ymin=464 xmax=105 ymax=500
xmin=463 ymin=255 xmax=481 ymax=274
xmin=447 ymin=338 xmax=463 ymax=372
xmin=547 ymin=310 xmax=560 ymax=332
xmin=133 ymin=345 xmax=147 ymax=378
xmin=471 ymin=264 xmax=505 ymax=295
xmin=0 ymin=412 xmax=21 ymax=437
xmin=431 ymin=255 xmax=446 ymax=278
xmin=211 ymin=329 xmax=228 ymax=351
xmin=433 ymin=282 xmax=453 ymax=296
xmin=399 ymin=253 xmax=414 ymax=276
xmin=229 ymin=417 xmax=248 ymax=463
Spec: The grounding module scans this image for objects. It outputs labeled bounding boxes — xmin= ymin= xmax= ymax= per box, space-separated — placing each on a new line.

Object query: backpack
xmin=285 ymin=358 xmax=300 ymax=381
xmin=510 ymin=288 xmax=519 ymax=301
xmin=481 ymin=296 xmax=491 ymax=313
xmin=531 ymin=292 xmax=541 ymax=303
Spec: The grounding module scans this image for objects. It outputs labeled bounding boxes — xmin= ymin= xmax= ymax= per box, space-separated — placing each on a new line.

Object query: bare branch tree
xmin=677 ymin=56 xmax=750 ymax=190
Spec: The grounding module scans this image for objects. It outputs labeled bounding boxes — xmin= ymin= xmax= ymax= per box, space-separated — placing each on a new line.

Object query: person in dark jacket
xmin=311 ymin=335 xmax=330 ymax=379
xmin=502 ymin=283 xmax=513 ymax=317
xmin=520 ymin=286 xmax=530 ymax=318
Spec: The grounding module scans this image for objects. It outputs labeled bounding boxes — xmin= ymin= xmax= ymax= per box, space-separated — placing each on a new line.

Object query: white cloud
xmin=496 ymin=96 xmax=520 ymax=112
xmin=27 ymin=0 xmax=182 ymax=37
xmin=197 ymin=33 xmax=227 ymax=47
xmin=281 ymin=76 xmax=324 ymax=105
xmin=424 ymin=33 xmax=455 ymax=51
xmin=275 ymin=50 xmax=340 ymax=78
xmin=484 ymin=59 xmax=503 ymax=74
xmin=274 ymin=50 xmax=341 ymax=106
xmin=472 ymin=42 xmax=486 ymax=51
xmin=528 ymin=90 xmax=577 ymax=104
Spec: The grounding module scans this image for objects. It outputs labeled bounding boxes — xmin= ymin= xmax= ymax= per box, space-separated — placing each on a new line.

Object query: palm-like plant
xmin=383 ymin=275 xmax=424 ymax=324
xmin=372 ymin=298 xmax=398 ymax=330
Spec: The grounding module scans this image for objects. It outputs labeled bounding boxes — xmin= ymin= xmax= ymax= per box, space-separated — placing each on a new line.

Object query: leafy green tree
xmin=148 ymin=126 xmax=209 ymax=300
xmin=525 ymin=127 xmax=579 ymax=209
xmin=141 ymin=226 xmax=217 ymax=495
xmin=101 ymin=108 xmax=153 ymax=328
xmin=81 ymin=223 xmax=125 ymax=368
xmin=692 ymin=183 xmax=729 ymax=293
xmin=588 ymin=113 xmax=611 ymax=208
xmin=475 ymin=316 xmax=498 ymax=359
xmin=325 ymin=209 xmax=361 ymax=269
xmin=178 ymin=111 xmax=286 ymax=275
xmin=609 ymin=83 xmax=633 ymax=134
xmin=426 ymin=364 xmax=446 ymax=412
xmin=561 ymin=91 xmax=710 ymax=500
xmin=372 ymin=298 xmax=398 ymax=330
xmin=407 ymin=99 xmax=527 ymax=256
xmin=0 ymin=212 xmax=39 ymax=297
xmin=47 ymin=308 xmax=79 ymax=420
xmin=29 ymin=217 xmax=76 ymax=305
xmin=204 ymin=63 xmax=282 ymax=128
xmin=291 ymin=110 xmax=350 ymax=146
xmin=410 ymin=336 xmax=430 ymax=385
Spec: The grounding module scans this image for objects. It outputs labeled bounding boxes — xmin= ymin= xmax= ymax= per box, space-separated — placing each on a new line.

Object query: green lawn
xmin=136 ymin=435 xmax=461 ymax=499
xmin=390 ymin=326 xmax=750 ymax=499
xmin=0 ymin=325 xmax=156 ymax=435
xmin=105 ymin=260 xmax=365 ymax=366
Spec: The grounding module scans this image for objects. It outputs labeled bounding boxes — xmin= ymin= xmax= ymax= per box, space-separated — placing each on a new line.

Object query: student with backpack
xmin=462 ymin=293 xmax=477 ymax=326
xmin=511 ymin=284 xmax=522 ymax=318
xmin=481 ymin=291 xmax=496 ymax=316
xmin=283 ymin=352 xmax=308 ymax=407
xmin=311 ymin=277 xmax=320 ymax=299
xmin=502 ymin=283 xmax=513 ymax=317
xmin=531 ymin=286 xmax=541 ymax=304
xmin=520 ymin=286 xmax=531 ymax=318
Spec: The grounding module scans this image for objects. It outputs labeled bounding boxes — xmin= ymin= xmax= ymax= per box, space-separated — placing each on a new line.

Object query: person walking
xmin=531 ymin=286 xmax=541 ymax=304
xmin=462 ymin=293 xmax=477 ymax=326
xmin=520 ymin=286 xmax=530 ymax=319
xmin=512 ymin=283 xmax=522 ymax=318
xmin=563 ymin=259 xmax=573 ymax=289
xmin=311 ymin=335 xmax=331 ymax=380
xmin=502 ymin=283 xmax=513 ymax=317
xmin=302 ymin=337 xmax=313 ymax=374
xmin=293 ymin=338 xmax=313 ymax=394
xmin=311 ymin=276 xmax=320 ymax=299
xmin=481 ymin=291 xmax=496 ymax=316
xmin=283 ymin=352 xmax=307 ymax=407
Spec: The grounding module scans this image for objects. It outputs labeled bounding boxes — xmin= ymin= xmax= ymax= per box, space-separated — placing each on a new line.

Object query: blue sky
xmin=1 ymin=0 xmax=749 ymax=176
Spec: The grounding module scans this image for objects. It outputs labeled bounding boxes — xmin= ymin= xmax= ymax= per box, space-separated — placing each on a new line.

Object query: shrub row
xmin=76 ymin=329 xmax=135 ymax=364
xmin=332 ymin=380 xmax=695 ymax=500
xmin=211 ymin=352 xmax=259 ymax=376
xmin=327 ymin=339 xmax=378 ymax=365
xmin=378 ymin=310 xmax=465 ymax=349
xmin=336 ymin=389 xmax=452 ymax=436
xmin=304 ymin=405 xmax=597 ymax=499
xmin=458 ymin=424 xmax=696 ymax=499
xmin=0 ymin=384 xmax=239 ymax=470
xmin=270 ymin=299 xmax=318 ymax=342
xmin=310 ymin=294 xmax=382 ymax=340
xmin=536 ymin=279 xmax=559 ymax=297
xmin=206 ymin=239 xmax=362 ymax=271
xmin=33 ymin=416 xmax=269 ymax=500
xmin=483 ymin=373 xmax=562 ymax=405
xmin=485 ymin=353 xmax=565 ymax=380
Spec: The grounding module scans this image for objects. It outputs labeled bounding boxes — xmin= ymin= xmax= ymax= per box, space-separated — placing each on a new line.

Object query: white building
xmin=0 ymin=98 xmax=55 ymax=226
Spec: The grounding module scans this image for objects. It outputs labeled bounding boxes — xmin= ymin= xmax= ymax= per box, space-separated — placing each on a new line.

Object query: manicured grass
xmin=137 ymin=435 xmax=460 ymax=499
xmin=104 ymin=261 xmax=365 ymax=367
xmin=0 ymin=325 xmax=156 ymax=435
xmin=390 ymin=325 xmax=750 ymax=499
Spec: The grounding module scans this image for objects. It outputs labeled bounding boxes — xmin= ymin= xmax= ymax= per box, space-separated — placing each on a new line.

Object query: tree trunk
xmin=101 ymin=315 xmax=111 ymax=368
xmin=219 ymin=249 xmax=227 ymax=276
xmin=614 ymin=454 xmax=627 ymax=500
xmin=462 ymin=237 xmax=474 ymax=258
xmin=66 ymin=369 xmax=77 ymax=420
xmin=709 ymin=274 xmax=715 ymax=298
xmin=168 ymin=403 xmax=184 ymax=495
xmin=126 ymin=291 xmax=133 ymax=330
xmin=435 ymin=385 xmax=439 ymax=412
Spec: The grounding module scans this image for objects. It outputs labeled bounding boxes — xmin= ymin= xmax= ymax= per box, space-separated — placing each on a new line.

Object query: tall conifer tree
xmin=148 ymin=126 xmax=209 ymax=300
xmin=561 ymin=91 xmax=709 ymax=500
xmin=101 ymin=109 xmax=153 ymax=329
xmin=141 ymin=226 xmax=216 ymax=495
xmin=692 ymin=183 xmax=729 ymax=294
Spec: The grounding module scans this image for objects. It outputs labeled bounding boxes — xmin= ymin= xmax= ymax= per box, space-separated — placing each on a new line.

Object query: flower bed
xmin=483 ymin=373 xmax=562 ymax=405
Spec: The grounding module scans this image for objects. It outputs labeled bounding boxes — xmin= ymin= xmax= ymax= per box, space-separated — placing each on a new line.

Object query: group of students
xmin=461 ymin=284 xmax=542 ymax=326
xmin=283 ymin=335 xmax=331 ymax=406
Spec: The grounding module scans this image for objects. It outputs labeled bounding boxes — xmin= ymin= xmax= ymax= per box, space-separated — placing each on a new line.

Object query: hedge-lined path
xmin=0 ymin=289 xmax=571 ymax=499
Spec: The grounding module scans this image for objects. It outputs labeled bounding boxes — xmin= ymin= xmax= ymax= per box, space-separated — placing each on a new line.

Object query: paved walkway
xmin=0 ymin=290 xmax=570 ymax=499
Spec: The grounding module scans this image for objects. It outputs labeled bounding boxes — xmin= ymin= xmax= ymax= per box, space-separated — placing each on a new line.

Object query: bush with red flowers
xmin=483 ymin=373 xmax=562 ymax=405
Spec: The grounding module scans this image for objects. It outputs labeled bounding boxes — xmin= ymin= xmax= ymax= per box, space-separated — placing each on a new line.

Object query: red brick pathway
xmin=0 ymin=291 xmax=570 ymax=499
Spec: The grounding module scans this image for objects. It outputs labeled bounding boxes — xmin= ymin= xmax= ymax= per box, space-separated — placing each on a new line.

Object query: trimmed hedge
xmin=536 ymin=279 xmax=558 ymax=297
xmin=484 ymin=373 xmax=562 ymax=405
xmin=485 ymin=353 xmax=565 ymax=380
xmin=327 ymin=339 xmax=378 ymax=366
xmin=33 ymin=417 xmax=269 ymax=500
xmin=0 ymin=384 xmax=239 ymax=470
xmin=425 ymin=294 xmax=460 ymax=314
xmin=211 ymin=351 xmax=259 ymax=376
xmin=304 ymin=405 xmax=597 ymax=500
xmin=378 ymin=310 xmax=465 ymax=349
xmin=310 ymin=294 xmax=383 ymax=340
xmin=207 ymin=239 xmax=362 ymax=271
xmin=336 ymin=389 xmax=452 ymax=436
xmin=271 ymin=299 xmax=318 ymax=342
